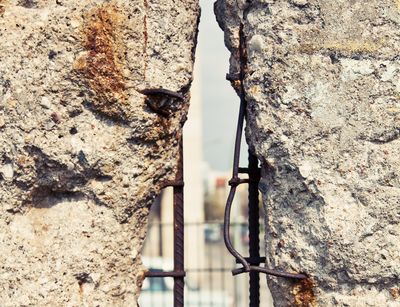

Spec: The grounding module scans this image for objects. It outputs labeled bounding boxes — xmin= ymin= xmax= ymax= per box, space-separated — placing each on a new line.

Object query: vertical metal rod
xmin=222 ymin=20 xmax=307 ymax=282
xmin=248 ymin=152 xmax=260 ymax=307
xmin=173 ymin=138 xmax=184 ymax=307
xmin=223 ymin=98 xmax=249 ymax=270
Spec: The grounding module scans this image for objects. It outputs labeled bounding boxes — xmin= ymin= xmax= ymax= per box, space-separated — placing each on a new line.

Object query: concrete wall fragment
xmin=0 ymin=0 xmax=199 ymax=305
xmin=215 ymin=0 xmax=400 ymax=305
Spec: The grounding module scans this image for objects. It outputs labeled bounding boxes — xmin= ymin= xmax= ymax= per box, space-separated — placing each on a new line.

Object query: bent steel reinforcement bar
xmin=223 ymin=22 xmax=307 ymax=307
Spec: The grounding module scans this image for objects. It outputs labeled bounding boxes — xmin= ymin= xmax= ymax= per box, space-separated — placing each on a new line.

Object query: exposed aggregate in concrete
xmin=0 ymin=0 xmax=199 ymax=305
xmin=215 ymin=0 xmax=400 ymax=305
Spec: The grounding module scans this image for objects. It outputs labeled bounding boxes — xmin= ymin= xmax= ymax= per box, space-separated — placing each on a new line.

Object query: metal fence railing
xmin=140 ymin=221 xmax=272 ymax=307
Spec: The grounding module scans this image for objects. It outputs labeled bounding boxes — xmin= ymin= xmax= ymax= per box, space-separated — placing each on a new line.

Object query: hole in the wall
xmin=140 ymin=1 xmax=270 ymax=306
xmin=17 ymin=0 xmax=37 ymax=8
xmin=198 ymin=1 xmax=248 ymax=172
xmin=69 ymin=127 xmax=78 ymax=135
xmin=48 ymin=50 xmax=57 ymax=60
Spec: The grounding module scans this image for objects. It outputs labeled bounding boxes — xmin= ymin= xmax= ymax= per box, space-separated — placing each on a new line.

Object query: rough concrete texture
xmin=216 ymin=0 xmax=400 ymax=306
xmin=0 ymin=0 xmax=199 ymax=305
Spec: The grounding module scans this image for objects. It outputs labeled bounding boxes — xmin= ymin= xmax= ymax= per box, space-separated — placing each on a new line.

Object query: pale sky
xmin=197 ymin=0 xmax=247 ymax=171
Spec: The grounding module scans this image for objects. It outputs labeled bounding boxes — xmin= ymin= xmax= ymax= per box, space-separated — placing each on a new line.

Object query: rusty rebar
xmin=139 ymin=88 xmax=185 ymax=100
xmin=139 ymin=88 xmax=185 ymax=117
xmin=222 ymin=96 xmax=306 ymax=280
xmin=146 ymin=271 xmax=186 ymax=278
xmin=223 ymin=98 xmax=249 ymax=271
xmin=222 ymin=23 xmax=307 ymax=284
xmin=248 ymin=151 xmax=260 ymax=307
xmin=144 ymin=137 xmax=185 ymax=307
xmin=173 ymin=138 xmax=185 ymax=307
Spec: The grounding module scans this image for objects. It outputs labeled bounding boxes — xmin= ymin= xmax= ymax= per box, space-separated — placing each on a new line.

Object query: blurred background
xmin=140 ymin=1 xmax=273 ymax=306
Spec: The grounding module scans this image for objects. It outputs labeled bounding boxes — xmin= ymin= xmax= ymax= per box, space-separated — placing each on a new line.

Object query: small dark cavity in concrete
xmin=48 ymin=50 xmax=57 ymax=60
xmin=18 ymin=0 xmax=37 ymax=8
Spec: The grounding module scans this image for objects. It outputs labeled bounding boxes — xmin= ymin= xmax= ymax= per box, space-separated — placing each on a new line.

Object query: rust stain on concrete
xmin=0 ymin=0 xmax=7 ymax=16
xmin=143 ymin=0 xmax=148 ymax=79
xmin=390 ymin=288 xmax=400 ymax=299
xmin=299 ymin=39 xmax=384 ymax=56
xmin=74 ymin=4 xmax=128 ymax=118
xmin=293 ymin=278 xmax=317 ymax=307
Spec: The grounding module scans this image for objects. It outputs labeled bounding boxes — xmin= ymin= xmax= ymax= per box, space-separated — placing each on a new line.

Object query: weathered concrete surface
xmin=216 ymin=0 xmax=400 ymax=306
xmin=0 ymin=0 xmax=199 ymax=305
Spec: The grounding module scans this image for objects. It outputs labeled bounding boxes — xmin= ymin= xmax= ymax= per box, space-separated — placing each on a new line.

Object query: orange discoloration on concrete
xmin=248 ymin=85 xmax=261 ymax=96
xmin=396 ymin=0 xmax=400 ymax=10
xmin=0 ymin=0 xmax=6 ymax=16
xmin=390 ymin=288 xmax=400 ymax=299
xmin=75 ymin=4 xmax=128 ymax=117
xmin=293 ymin=278 xmax=317 ymax=307
xmin=143 ymin=0 xmax=148 ymax=79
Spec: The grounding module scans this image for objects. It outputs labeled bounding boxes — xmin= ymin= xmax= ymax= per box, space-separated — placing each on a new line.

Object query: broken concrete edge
xmin=214 ymin=3 xmax=316 ymax=305
xmin=0 ymin=0 xmax=201 ymax=305
xmin=215 ymin=0 xmax=400 ymax=306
